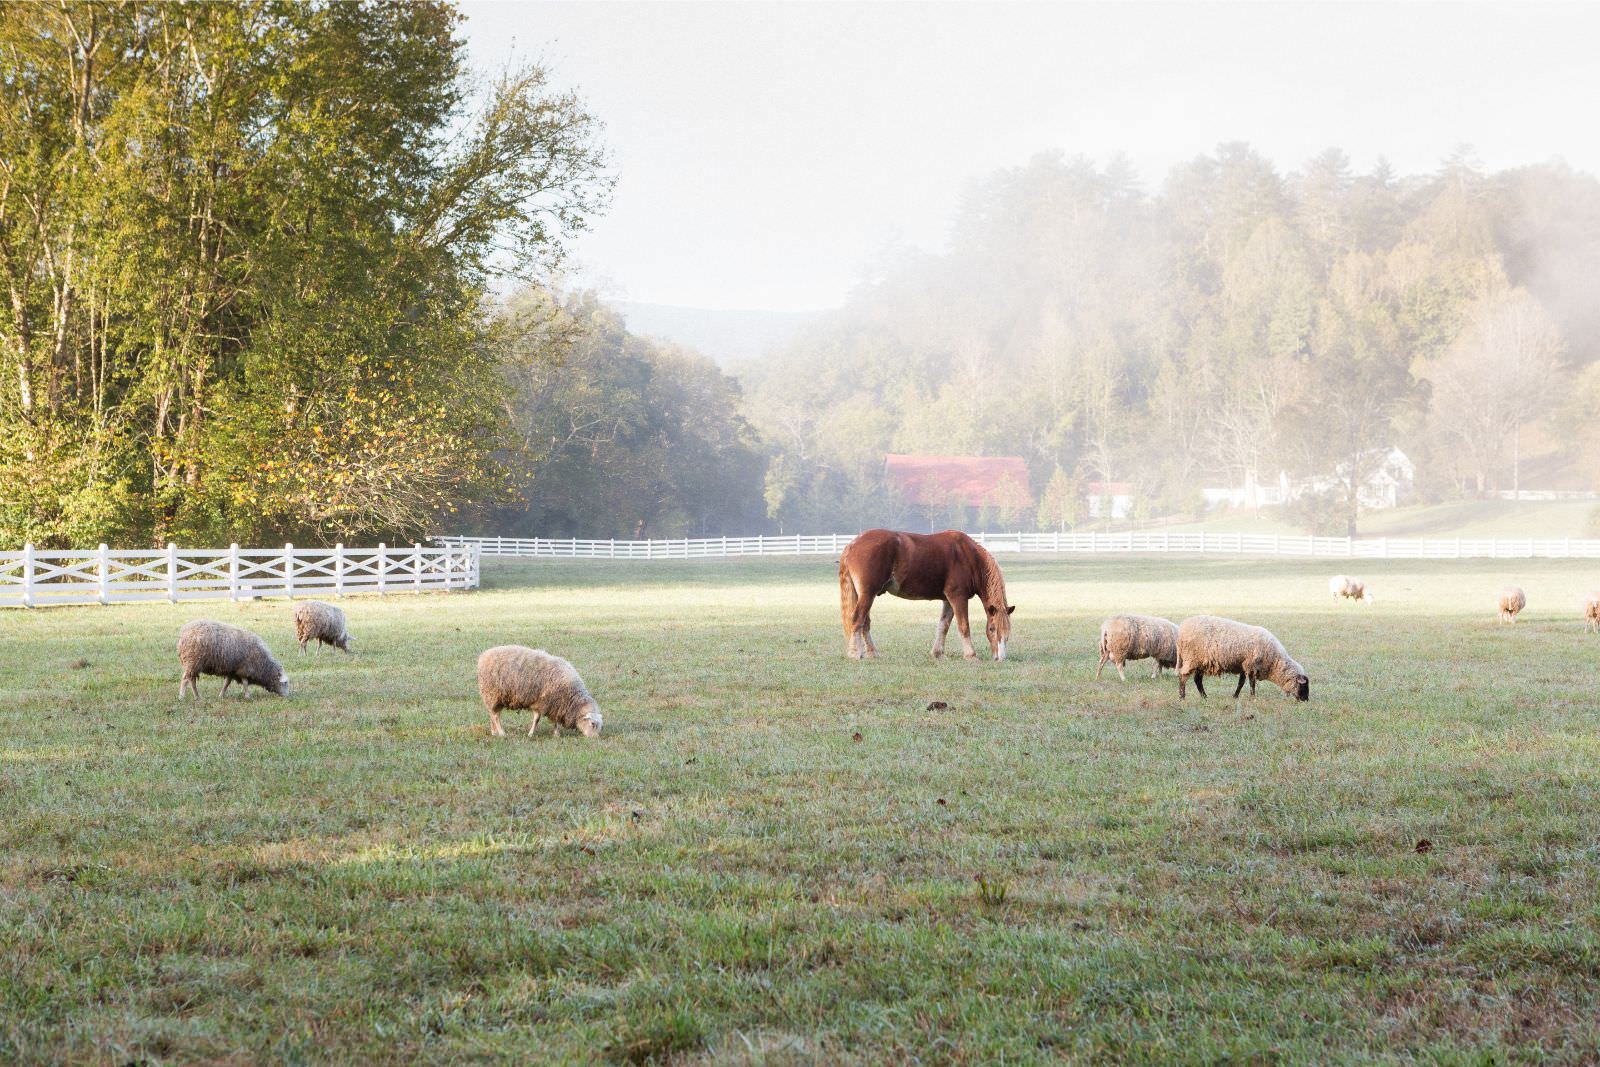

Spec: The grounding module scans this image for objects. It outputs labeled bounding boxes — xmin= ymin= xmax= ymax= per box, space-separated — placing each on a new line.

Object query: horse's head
xmin=984 ymin=602 xmax=1015 ymax=661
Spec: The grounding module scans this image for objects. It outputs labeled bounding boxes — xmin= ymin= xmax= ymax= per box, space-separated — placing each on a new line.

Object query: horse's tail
xmin=839 ymin=557 xmax=858 ymax=644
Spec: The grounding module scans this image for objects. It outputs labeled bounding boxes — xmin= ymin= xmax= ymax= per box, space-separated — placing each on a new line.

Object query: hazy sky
xmin=460 ymin=1 xmax=1600 ymax=312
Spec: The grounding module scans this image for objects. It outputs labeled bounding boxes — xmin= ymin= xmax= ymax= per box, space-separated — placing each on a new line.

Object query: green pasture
xmin=2 ymin=555 xmax=1598 ymax=1063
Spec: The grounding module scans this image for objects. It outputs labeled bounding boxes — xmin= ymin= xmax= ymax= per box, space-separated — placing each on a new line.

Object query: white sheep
xmin=1499 ymin=586 xmax=1527 ymax=624
xmin=293 ymin=600 xmax=353 ymax=655
xmin=1176 ymin=615 xmax=1308 ymax=713
xmin=177 ymin=620 xmax=289 ymax=700
xmin=1328 ymin=575 xmax=1373 ymax=604
xmin=1097 ymin=614 xmax=1179 ymax=681
xmin=1584 ymin=591 xmax=1600 ymax=633
xmin=477 ymin=646 xmax=602 ymax=738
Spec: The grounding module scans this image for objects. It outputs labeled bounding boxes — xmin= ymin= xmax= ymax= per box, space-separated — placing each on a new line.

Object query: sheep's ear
xmin=1007 ymin=605 xmax=1016 ymax=616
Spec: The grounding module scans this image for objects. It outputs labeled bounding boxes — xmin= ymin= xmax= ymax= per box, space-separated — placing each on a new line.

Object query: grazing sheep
xmin=1499 ymin=586 xmax=1527 ymax=624
xmin=293 ymin=600 xmax=353 ymax=655
xmin=1097 ymin=614 xmax=1179 ymax=681
xmin=177 ymin=620 xmax=289 ymax=700
xmin=1176 ymin=615 xmax=1309 ymax=713
xmin=477 ymin=646 xmax=603 ymax=738
xmin=1329 ymin=575 xmax=1374 ymax=604
xmin=1584 ymin=591 xmax=1600 ymax=633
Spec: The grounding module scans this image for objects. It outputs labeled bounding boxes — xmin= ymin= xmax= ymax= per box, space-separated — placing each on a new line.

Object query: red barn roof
xmin=884 ymin=454 xmax=1032 ymax=508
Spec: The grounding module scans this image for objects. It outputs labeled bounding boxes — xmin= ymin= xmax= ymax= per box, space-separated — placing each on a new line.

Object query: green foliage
xmin=0 ymin=2 xmax=609 ymax=546
xmin=1283 ymin=489 xmax=1348 ymax=536
xmin=482 ymin=290 xmax=765 ymax=538
xmin=743 ymin=149 xmax=1600 ymax=531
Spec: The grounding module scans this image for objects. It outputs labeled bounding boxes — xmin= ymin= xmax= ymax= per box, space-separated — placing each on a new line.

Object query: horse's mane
xmin=973 ymin=540 xmax=1009 ymax=607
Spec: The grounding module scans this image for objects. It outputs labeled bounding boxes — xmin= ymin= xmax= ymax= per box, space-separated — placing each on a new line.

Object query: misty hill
xmin=617 ymin=302 xmax=820 ymax=366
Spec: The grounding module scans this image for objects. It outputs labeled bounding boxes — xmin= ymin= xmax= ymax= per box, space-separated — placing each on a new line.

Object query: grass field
xmin=3 ymin=555 xmax=1599 ymax=1063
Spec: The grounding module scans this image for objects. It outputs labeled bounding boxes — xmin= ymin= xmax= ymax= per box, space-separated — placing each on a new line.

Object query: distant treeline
xmin=10 ymin=5 xmax=1600 ymax=545
xmin=742 ymin=147 xmax=1600 ymax=535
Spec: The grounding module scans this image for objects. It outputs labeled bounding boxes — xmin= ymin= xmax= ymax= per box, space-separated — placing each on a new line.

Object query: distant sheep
xmin=177 ymin=620 xmax=289 ymax=700
xmin=1097 ymin=614 xmax=1179 ymax=681
xmin=477 ymin=646 xmax=603 ymax=738
xmin=1499 ymin=586 xmax=1527 ymax=624
xmin=1328 ymin=575 xmax=1373 ymax=604
xmin=1585 ymin=591 xmax=1600 ymax=633
xmin=293 ymin=600 xmax=353 ymax=655
xmin=1176 ymin=615 xmax=1308 ymax=711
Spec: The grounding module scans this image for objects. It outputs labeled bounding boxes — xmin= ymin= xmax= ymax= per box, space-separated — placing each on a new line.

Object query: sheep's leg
xmin=952 ymin=598 xmax=976 ymax=659
xmin=1151 ymin=662 xmax=1161 ymax=679
xmin=1192 ymin=673 xmax=1207 ymax=698
xmin=241 ymin=681 xmax=251 ymax=700
xmin=1095 ymin=650 xmax=1106 ymax=679
xmin=219 ymin=677 xmax=232 ymax=697
xmin=489 ymin=709 xmax=506 ymax=737
xmin=1249 ymin=675 xmax=1258 ymax=697
xmin=1116 ymin=660 xmax=1126 ymax=682
xmin=527 ymin=711 xmax=542 ymax=738
xmin=1232 ymin=673 xmax=1246 ymax=699
xmin=180 ymin=674 xmax=196 ymax=700
xmin=933 ymin=600 xmax=954 ymax=659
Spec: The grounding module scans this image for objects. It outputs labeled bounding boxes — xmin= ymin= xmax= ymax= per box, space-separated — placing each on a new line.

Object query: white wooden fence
xmin=1 ymin=542 xmax=479 ymax=608
xmin=438 ymin=531 xmax=1600 ymax=561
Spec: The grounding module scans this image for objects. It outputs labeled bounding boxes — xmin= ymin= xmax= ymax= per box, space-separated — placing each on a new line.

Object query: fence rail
xmin=1 ymin=542 xmax=480 ymax=608
xmin=438 ymin=531 xmax=1600 ymax=562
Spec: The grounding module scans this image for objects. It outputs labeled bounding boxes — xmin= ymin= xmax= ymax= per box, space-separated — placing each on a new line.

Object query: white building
xmin=1085 ymin=481 xmax=1135 ymax=519
xmin=1203 ymin=448 xmax=1415 ymax=512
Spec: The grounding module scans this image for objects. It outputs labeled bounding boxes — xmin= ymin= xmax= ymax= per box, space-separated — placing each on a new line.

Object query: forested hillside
xmin=743 ymin=148 xmax=1600 ymax=535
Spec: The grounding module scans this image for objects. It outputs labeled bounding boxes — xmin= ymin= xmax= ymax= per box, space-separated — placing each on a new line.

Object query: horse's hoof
xmin=963 ymin=653 xmax=977 ymax=660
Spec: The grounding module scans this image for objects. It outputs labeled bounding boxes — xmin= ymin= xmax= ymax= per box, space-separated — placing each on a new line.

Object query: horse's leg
xmin=932 ymin=599 xmax=954 ymax=658
xmin=850 ymin=590 xmax=879 ymax=660
xmin=951 ymin=597 xmax=977 ymax=659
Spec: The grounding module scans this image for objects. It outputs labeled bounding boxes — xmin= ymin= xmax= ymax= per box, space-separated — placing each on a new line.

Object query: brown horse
xmin=838 ymin=529 xmax=1015 ymax=660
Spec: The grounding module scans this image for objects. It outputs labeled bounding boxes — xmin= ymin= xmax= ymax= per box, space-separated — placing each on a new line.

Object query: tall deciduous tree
xmin=0 ymin=2 xmax=610 ymax=545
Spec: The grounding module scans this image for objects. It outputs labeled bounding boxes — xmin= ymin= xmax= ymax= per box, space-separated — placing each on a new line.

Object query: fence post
xmin=1200 ymin=531 xmax=1206 ymax=555
xmin=610 ymin=539 xmax=617 ymax=559
xmin=229 ymin=543 xmax=240 ymax=601
xmin=413 ymin=542 xmax=423 ymax=593
xmin=377 ymin=543 xmax=387 ymax=596
xmin=1274 ymin=534 xmax=1281 ymax=557
xmin=167 ymin=542 xmax=178 ymax=603
xmin=335 ymin=543 xmax=345 ymax=596
xmin=1381 ymin=537 xmax=1388 ymax=559
xmin=97 ymin=543 xmax=110 ymax=605
xmin=21 ymin=542 xmax=34 ymax=608
xmin=283 ymin=543 xmax=294 ymax=598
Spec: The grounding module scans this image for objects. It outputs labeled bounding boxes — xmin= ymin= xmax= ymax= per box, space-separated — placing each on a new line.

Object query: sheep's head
xmin=337 ymin=632 xmax=355 ymax=653
xmin=577 ymin=702 xmax=603 ymax=737
xmin=984 ymin=603 xmax=1015 ymax=661
xmin=1361 ymin=591 xmax=1374 ymax=605
xmin=1282 ymin=673 xmax=1309 ymax=702
xmin=269 ymin=668 xmax=290 ymax=697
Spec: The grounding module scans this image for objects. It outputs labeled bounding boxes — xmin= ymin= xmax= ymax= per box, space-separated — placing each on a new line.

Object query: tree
xmin=1426 ymin=289 xmax=1565 ymax=495
xmin=0 ymin=2 xmax=611 ymax=545
xmin=1035 ymin=466 xmax=1081 ymax=532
